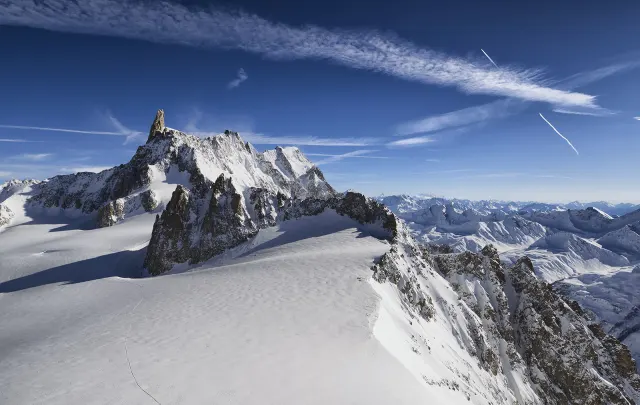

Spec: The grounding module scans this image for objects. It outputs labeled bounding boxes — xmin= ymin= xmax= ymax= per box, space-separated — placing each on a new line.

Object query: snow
xmin=262 ymin=146 xmax=313 ymax=180
xmin=380 ymin=194 xmax=640 ymax=367
xmin=2 ymin=210 xmax=484 ymax=405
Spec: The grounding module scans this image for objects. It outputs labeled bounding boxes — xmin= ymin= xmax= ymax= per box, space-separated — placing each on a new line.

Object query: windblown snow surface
xmin=1 ymin=207 xmax=532 ymax=404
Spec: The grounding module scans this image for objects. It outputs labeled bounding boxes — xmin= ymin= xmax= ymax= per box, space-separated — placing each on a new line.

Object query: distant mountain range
xmin=376 ymin=194 xmax=640 ymax=217
xmin=378 ymin=193 xmax=640 ymax=365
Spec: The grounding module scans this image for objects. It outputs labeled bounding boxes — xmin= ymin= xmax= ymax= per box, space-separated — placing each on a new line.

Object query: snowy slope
xmin=4 ymin=203 xmax=639 ymax=404
xmin=382 ymin=195 xmax=640 ymax=367
xmin=2 ymin=112 xmax=639 ymax=404
xmin=1 ymin=213 xmax=439 ymax=405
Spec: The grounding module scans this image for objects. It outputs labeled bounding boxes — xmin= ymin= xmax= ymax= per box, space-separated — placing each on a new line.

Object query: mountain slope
xmin=2 ymin=112 xmax=639 ymax=404
xmin=383 ymin=194 xmax=640 ymax=366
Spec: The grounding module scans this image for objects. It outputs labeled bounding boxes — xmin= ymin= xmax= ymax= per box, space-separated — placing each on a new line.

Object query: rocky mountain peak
xmin=147 ymin=109 xmax=165 ymax=142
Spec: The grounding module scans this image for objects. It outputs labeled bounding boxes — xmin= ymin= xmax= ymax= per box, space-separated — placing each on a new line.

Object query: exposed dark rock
xmin=147 ymin=109 xmax=165 ymax=143
xmin=96 ymin=199 xmax=124 ymax=228
xmin=428 ymin=246 xmax=640 ymax=403
xmin=145 ymin=189 xmax=396 ymax=276
xmin=0 ymin=204 xmax=13 ymax=227
xmin=144 ymin=186 xmax=191 ymax=276
xmin=140 ymin=190 xmax=158 ymax=212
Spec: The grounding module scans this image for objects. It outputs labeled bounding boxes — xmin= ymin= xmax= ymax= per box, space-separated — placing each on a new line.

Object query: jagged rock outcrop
xmin=147 ymin=109 xmax=165 ymax=142
xmin=26 ymin=162 xmax=151 ymax=217
xmin=144 ymin=174 xmax=260 ymax=276
xmin=15 ymin=110 xmax=333 ymax=229
xmin=0 ymin=204 xmax=13 ymax=227
xmin=140 ymin=189 xmax=159 ymax=212
xmin=96 ymin=199 xmax=124 ymax=228
xmin=428 ymin=244 xmax=640 ymax=404
xmin=145 ymin=188 xmax=395 ymax=276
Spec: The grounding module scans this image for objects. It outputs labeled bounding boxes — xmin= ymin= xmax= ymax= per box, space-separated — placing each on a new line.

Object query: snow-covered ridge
xmin=0 ymin=111 xmax=333 ymax=231
xmin=376 ymin=194 xmax=640 ymax=217
xmin=382 ymin=194 xmax=640 ymax=366
xmin=3 ymin=111 xmax=640 ymax=404
xmin=370 ymin=219 xmax=640 ymax=404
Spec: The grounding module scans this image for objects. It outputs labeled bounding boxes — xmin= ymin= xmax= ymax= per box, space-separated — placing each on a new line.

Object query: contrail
xmin=538 ymin=113 xmax=579 ymax=155
xmin=0 ymin=138 xmax=43 ymax=143
xmin=481 ymin=49 xmax=499 ymax=68
xmin=0 ymin=124 xmax=125 ymax=136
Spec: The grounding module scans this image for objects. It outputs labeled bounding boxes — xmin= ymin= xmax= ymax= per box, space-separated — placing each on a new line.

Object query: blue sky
xmin=1 ymin=0 xmax=639 ymax=202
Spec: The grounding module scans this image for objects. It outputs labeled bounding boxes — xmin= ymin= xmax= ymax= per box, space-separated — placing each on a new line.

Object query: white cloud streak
xmin=0 ymin=124 xmax=124 ymax=135
xmin=0 ymin=171 xmax=11 ymax=178
xmin=192 ymin=131 xmax=376 ymax=146
xmin=11 ymin=153 xmax=53 ymax=161
xmin=0 ymin=138 xmax=42 ymax=143
xmin=395 ymin=99 xmax=522 ymax=136
xmin=387 ymin=135 xmax=437 ymax=147
xmin=0 ymin=114 xmax=143 ymax=145
xmin=0 ymin=0 xmax=595 ymax=107
xmin=481 ymin=49 xmax=499 ymax=68
xmin=552 ymin=108 xmax=616 ymax=117
xmin=107 ymin=113 xmax=144 ymax=144
xmin=228 ymin=68 xmax=248 ymax=89
xmin=634 ymin=117 xmax=640 ymax=121
xmin=538 ymin=113 xmax=579 ymax=155
xmin=558 ymin=61 xmax=640 ymax=90
xmin=305 ymin=153 xmax=388 ymax=159
xmin=453 ymin=172 xmax=574 ymax=180
xmin=60 ymin=166 xmax=111 ymax=173
xmin=242 ymin=132 xmax=376 ymax=147
xmin=393 ymin=59 xmax=640 ymax=138
xmin=313 ymin=150 xmax=378 ymax=165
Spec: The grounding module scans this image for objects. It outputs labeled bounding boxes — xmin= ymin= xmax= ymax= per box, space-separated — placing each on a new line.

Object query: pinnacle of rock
xmin=147 ymin=109 xmax=165 ymax=143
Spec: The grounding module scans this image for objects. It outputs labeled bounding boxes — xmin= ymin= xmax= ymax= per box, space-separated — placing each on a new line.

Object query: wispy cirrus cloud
xmin=394 ymin=99 xmax=522 ymax=136
xmin=557 ymin=61 xmax=640 ymax=90
xmin=240 ymin=132 xmax=376 ymax=147
xmin=393 ymin=59 xmax=640 ymax=138
xmin=0 ymin=0 xmax=595 ymax=107
xmin=306 ymin=152 xmax=388 ymax=159
xmin=452 ymin=172 xmax=574 ymax=180
xmin=106 ymin=113 xmax=143 ymax=144
xmin=0 ymin=114 xmax=143 ymax=145
xmin=0 ymin=124 xmax=124 ymax=136
xmin=313 ymin=150 xmax=380 ymax=165
xmin=387 ymin=135 xmax=437 ymax=148
xmin=0 ymin=138 xmax=43 ymax=143
xmin=634 ymin=117 xmax=640 ymax=121
xmin=10 ymin=153 xmax=53 ymax=161
xmin=60 ymin=166 xmax=111 ymax=173
xmin=552 ymin=108 xmax=616 ymax=117
xmin=192 ymin=130 xmax=376 ymax=146
xmin=228 ymin=68 xmax=248 ymax=89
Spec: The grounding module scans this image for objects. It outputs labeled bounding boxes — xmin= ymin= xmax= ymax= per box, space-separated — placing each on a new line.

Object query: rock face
xmin=0 ymin=204 xmax=13 ymax=227
xmin=427 ymin=245 xmax=640 ymax=404
xmin=144 ymin=176 xmax=259 ymax=276
xmin=147 ymin=109 xmax=165 ymax=142
xmin=144 ymin=188 xmax=395 ymax=276
xmin=16 ymin=110 xmax=334 ymax=230
xmin=96 ymin=199 xmax=125 ymax=228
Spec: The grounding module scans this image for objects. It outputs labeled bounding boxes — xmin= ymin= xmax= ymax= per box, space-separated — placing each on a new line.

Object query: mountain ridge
xmin=2 ymin=112 xmax=640 ymax=404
